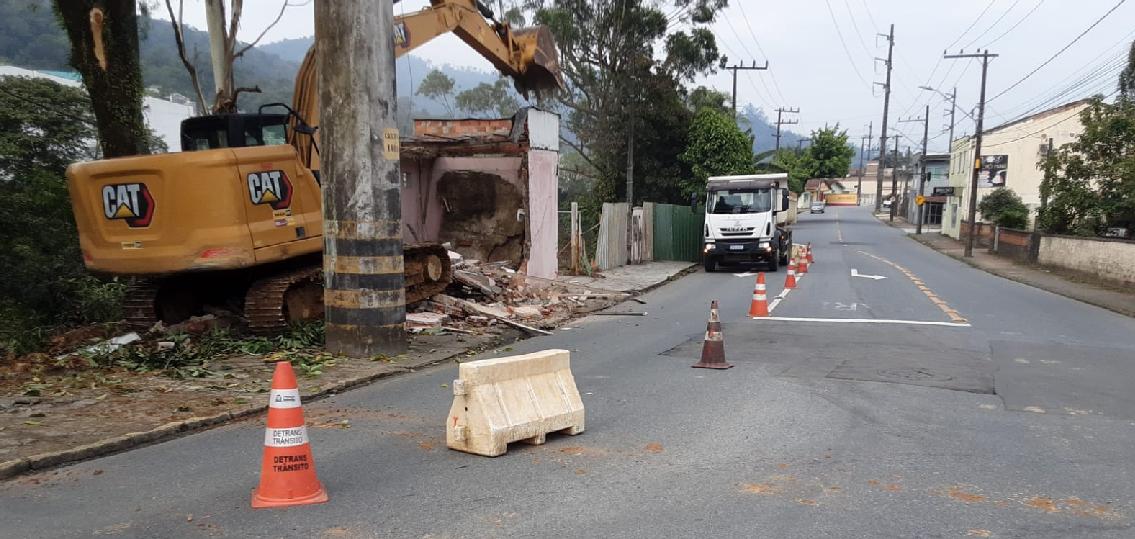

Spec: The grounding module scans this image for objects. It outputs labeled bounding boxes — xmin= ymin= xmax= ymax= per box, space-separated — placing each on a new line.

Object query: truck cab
xmin=702 ymin=174 xmax=793 ymax=272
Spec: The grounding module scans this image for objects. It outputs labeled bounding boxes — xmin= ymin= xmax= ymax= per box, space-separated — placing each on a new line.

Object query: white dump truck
xmin=702 ymin=173 xmax=794 ymax=272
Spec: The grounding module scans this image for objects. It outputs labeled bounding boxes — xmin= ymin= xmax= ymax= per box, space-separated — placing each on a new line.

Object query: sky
xmin=161 ymin=0 xmax=1135 ymax=154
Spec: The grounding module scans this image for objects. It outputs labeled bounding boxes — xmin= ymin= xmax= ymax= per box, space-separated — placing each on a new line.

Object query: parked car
xmin=810 ymin=201 xmax=825 ymax=214
xmin=882 ymin=197 xmax=893 ymax=209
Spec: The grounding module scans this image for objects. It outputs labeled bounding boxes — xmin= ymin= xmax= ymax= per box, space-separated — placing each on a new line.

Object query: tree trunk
xmin=55 ymin=0 xmax=150 ymax=158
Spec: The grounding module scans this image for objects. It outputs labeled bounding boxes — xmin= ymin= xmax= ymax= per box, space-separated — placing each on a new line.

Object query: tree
xmin=530 ymin=0 xmax=727 ymax=206
xmin=54 ymin=0 xmax=151 ymax=157
xmin=455 ymin=78 xmax=519 ymax=117
xmin=1119 ymin=40 xmax=1135 ymax=100
xmin=979 ymin=187 xmax=1029 ymax=229
xmin=771 ymin=149 xmax=815 ymax=193
xmin=686 ymin=85 xmax=731 ymax=115
xmin=1040 ymin=96 xmax=1135 ymax=234
xmin=679 ymin=108 xmax=754 ymax=198
xmin=0 ymin=76 xmax=122 ymax=354
xmin=807 ymin=126 xmax=855 ymax=179
xmin=417 ymin=69 xmax=456 ymax=115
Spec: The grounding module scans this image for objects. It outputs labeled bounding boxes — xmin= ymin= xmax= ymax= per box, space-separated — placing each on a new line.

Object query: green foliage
xmin=679 ymin=108 xmax=754 ymax=198
xmin=417 ymin=69 xmax=456 ymax=115
xmin=979 ymin=187 xmax=1029 ymax=229
xmin=0 ymin=75 xmax=128 ymax=355
xmin=532 ymin=0 xmax=727 ymax=206
xmin=686 ymin=85 xmax=731 ymax=115
xmin=771 ymin=149 xmax=814 ymax=193
xmin=807 ymin=126 xmax=855 ymax=179
xmin=455 ymin=78 xmax=518 ymax=117
xmin=3 ymin=0 xmax=298 ymax=113
xmin=1040 ymin=96 xmax=1135 ymax=234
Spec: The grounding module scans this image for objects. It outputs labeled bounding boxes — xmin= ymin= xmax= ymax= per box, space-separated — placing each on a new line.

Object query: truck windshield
xmin=707 ymin=189 xmax=772 ymax=214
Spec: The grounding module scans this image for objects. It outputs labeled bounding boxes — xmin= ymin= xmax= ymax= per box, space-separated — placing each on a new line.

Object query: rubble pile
xmin=408 ymin=253 xmax=630 ymax=336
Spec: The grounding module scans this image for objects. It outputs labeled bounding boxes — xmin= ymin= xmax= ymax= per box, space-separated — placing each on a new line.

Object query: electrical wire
xmin=984 ymin=0 xmax=1045 ymax=47
xmin=721 ymin=17 xmax=777 ymax=106
xmin=823 ymin=0 xmax=871 ymax=89
xmin=734 ymin=1 xmax=788 ymax=103
xmin=962 ymin=0 xmax=1024 ymax=50
xmin=989 ymin=0 xmax=1128 ymax=103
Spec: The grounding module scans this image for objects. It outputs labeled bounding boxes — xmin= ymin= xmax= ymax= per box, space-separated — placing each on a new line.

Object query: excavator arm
xmin=289 ymin=0 xmax=564 ymax=169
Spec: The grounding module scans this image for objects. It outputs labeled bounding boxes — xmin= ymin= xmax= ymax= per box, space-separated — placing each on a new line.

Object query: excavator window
xmin=180 ymin=114 xmax=290 ymax=152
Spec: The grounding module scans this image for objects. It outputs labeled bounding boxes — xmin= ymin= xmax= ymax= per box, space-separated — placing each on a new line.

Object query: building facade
xmin=942 ymin=99 xmax=1090 ymax=239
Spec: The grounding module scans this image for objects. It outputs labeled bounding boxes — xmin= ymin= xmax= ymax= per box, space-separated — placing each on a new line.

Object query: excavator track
xmin=122 ymin=280 xmax=160 ymax=328
xmin=244 ymin=266 xmax=324 ymax=335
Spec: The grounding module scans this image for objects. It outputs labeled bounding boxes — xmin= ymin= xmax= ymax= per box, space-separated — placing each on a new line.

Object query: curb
xmin=0 ymin=267 xmax=702 ymax=482
xmin=908 ymin=235 xmax=1135 ymax=319
xmin=0 ymin=345 xmax=491 ymax=482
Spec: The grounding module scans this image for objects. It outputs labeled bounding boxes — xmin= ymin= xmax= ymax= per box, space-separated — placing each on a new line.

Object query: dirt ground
xmin=0 ymin=331 xmax=508 ymax=465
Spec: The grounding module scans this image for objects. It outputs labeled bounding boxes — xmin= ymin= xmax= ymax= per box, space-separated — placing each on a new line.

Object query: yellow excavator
xmin=66 ymin=0 xmax=563 ymax=333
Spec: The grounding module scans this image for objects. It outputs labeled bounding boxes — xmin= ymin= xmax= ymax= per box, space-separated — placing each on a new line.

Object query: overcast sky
xmin=163 ymin=0 xmax=1135 ymax=153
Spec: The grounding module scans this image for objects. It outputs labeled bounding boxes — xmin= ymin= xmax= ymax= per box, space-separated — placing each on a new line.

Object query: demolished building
xmin=399 ymin=109 xmax=560 ymax=279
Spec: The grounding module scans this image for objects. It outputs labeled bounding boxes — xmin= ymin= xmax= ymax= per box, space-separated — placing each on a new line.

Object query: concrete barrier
xmin=446 ymin=349 xmax=585 ymax=457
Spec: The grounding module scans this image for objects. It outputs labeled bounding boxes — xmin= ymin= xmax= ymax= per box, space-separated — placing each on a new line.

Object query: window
xmin=707 ymin=189 xmax=772 ymax=214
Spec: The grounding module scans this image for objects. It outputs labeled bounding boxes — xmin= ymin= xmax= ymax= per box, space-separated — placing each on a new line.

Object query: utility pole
xmin=889 ymin=134 xmax=899 ymax=222
xmin=774 ymin=107 xmax=799 ymax=152
xmin=626 ymin=114 xmax=635 ymax=263
xmin=873 ymin=23 xmax=895 ymax=214
xmin=796 ymin=137 xmax=811 ymax=151
xmin=945 ymin=49 xmax=998 ymax=257
xmin=727 ymin=61 xmax=769 ymax=116
xmin=899 ymin=107 xmax=929 ymax=233
xmin=317 ymin=0 xmax=406 ymax=356
xmin=946 ymin=86 xmax=957 ymax=150
xmin=857 ymin=121 xmax=872 ymax=205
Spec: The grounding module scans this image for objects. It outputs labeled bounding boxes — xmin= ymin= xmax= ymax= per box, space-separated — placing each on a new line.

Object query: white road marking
xmin=850 ymin=268 xmax=886 ymax=280
xmin=750 ymin=316 xmax=971 ymax=327
xmin=733 ymin=272 xmax=755 ymax=277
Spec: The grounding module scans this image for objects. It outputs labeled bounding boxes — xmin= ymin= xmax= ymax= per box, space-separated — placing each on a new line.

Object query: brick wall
xmin=994 ymin=227 xmax=1032 ymax=262
xmin=959 ymin=221 xmax=994 ymax=248
xmin=414 ymin=118 xmax=513 ymax=137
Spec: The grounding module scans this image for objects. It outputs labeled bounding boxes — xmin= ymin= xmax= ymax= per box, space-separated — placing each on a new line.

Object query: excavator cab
xmin=180 ymin=114 xmax=290 ymax=152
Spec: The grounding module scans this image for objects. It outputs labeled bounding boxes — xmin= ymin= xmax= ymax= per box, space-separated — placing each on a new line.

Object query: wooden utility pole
xmin=726 ymin=61 xmax=769 ymax=116
xmin=946 ymin=86 xmax=957 ymax=150
xmin=857 ymin=121 xmax=872 ymax=205
xmin=945 ymin=50 xmax=998 ymax=258
xmin=317 ymin=0 xmax=407 ymax=356
xmin=626 ymin=114 xmax=636 ymax=264
xmin=873 ymin=24 xmax=895 ymax=213
xmin=774 ymin=107 xmax=799 ymax=152
xmin=889 ymin=134 xmax=899 ymax=222
xmin=899 ymin=108 xmax=929 ymax=232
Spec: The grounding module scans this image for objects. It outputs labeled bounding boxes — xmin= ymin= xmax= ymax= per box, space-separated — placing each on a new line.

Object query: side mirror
xmin=781 ymin=189 xmax=790 ymax=211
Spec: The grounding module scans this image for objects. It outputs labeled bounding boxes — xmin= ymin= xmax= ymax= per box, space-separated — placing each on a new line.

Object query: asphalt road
xmin=5 ymin=206 xmax=1135 ymax=538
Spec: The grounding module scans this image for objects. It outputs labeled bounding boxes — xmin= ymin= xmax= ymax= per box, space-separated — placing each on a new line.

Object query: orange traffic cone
xmin=807 ymin=243 xmax=815 ymax=264
xmin=693 ymin=300 xmax=732 ymax=369
xmin=798 ymin=254 xmax=809 ymax=274
xmin=748 ymin=273 xmax=769 ymax=318
xmin=251 ymin=361 xmax=328 ymax=509
xmin=784 ymin=258 xmax=797 ymax=289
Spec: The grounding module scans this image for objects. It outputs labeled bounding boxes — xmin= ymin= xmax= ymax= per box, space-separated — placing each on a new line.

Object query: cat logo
xmin=393 ymin=21 xmax=410 ymax=48
xmin=247 ymin=170 xmax=293 ymax=210
xmin=101 ymin=183 xmax=154 ymax=228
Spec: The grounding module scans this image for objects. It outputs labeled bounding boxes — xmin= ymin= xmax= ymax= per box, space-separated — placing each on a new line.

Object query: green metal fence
xmin=652 ymin=203 xmax=704 ymax=262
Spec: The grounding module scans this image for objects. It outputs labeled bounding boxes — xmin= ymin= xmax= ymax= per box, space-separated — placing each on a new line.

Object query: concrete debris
xmin=406 ymin=312 xmax=448 ymax=330
xmin=80 ymin=332 xmax=141 ymax=356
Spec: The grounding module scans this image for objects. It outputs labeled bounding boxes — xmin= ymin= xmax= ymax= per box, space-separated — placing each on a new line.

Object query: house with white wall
xmin=942 ymin=99 xmax=1090 ymax=239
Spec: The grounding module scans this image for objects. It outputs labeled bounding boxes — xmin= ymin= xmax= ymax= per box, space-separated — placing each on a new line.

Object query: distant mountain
xmin=257 ymin=37 xmax=312 ymax=64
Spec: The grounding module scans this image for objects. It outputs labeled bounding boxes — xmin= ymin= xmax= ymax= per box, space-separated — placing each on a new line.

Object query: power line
xmin=984 ymin=0 xmax=1046 ymax=47
xmin=734 ymin=1 xmax=788 ymax=103
xmin=823 ymin=0 xmax=871 ymax=89
xmin=963 ymin=0 xmax=1024 ymax=50
xmin=843 ymin=0 xmax=875 ymax=59
xmin=721 ymin=17 xmax=777 ymax=105
xmin=944 ymin=0 xmax=1000 ymax=51
xmin=989 ymin=0 xmax=1128 ymax=103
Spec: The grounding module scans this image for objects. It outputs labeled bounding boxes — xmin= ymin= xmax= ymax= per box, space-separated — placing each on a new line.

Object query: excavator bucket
xmin=510 ymin=26 xmax=566 ymax=100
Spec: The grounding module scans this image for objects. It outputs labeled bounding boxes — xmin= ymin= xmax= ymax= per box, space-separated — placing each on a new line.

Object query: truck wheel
xmin=779 ymin=248 xmax=789 ymax=266
xmin=704 ymin=256 xmax=717 ymax=273
xmin=768 ymin=249 xmax=779 ymax=272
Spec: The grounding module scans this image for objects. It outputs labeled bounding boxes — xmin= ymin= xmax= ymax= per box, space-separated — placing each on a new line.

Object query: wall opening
xmin=437 ymin=171 xmax=525 ymax=266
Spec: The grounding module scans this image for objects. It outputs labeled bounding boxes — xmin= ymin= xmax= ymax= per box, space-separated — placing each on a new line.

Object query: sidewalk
xmin=556 ymin=261 xmax=696 ymax=293
xmin=910 ymin=232 xmax=1135 ymax=318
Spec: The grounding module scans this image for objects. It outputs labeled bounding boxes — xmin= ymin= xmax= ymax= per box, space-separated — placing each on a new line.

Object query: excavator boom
xmin=290 ymin=0 xmax=564 ymax=169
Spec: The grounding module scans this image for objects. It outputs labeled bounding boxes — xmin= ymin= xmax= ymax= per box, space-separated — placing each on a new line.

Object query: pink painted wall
xmin=526 ymin=149 xmax=559 ymax=278
xmin=399 ymin=155 xmax=523 ymax=244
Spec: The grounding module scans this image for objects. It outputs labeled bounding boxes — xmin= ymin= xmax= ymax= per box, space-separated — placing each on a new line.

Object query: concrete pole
xmin=874 ymin=24 xmax=894 ymax=214
xmin=916 ymin=104 xmax=929 ymax=234
xmin=317 ymin=0 xmax=407 ymax=356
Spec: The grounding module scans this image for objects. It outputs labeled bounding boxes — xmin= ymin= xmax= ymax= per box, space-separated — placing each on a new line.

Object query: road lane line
xmin=856 ymin=250 xmax=968 ymax=323
xmin=751 ymin=316 xmax=971 ymax=327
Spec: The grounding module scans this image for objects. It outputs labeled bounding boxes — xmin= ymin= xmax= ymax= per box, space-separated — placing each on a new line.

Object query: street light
xmin=919 ymin=85 xmax=974 ymax=122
